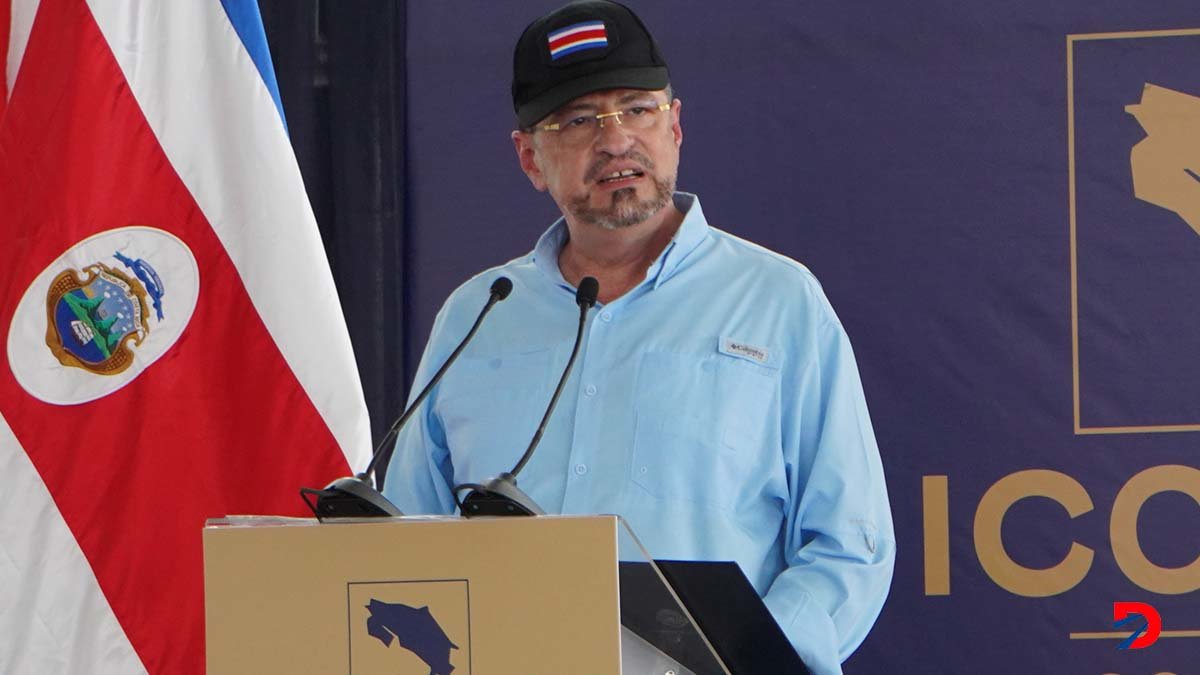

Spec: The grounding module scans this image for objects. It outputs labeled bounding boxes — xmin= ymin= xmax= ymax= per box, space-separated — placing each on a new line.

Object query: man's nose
xmin=593 ymin=115 xmax=635 ymax=154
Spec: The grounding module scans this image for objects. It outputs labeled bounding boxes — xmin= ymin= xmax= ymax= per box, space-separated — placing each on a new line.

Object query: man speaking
xmin=383 ymin=2 xmax=895 ymax=672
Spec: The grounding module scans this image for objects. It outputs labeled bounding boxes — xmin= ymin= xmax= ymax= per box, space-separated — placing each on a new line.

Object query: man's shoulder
xmin=694 ymin=225 xmax=844 ymax=331
xmin=705 ymin=226 xmax=821 ymax=286
xmin=441 ymin=252 xmax=538 ymax=309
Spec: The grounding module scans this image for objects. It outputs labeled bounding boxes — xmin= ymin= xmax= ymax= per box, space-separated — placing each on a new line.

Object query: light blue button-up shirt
xmin=384 ymin=193 xmax=894 ymax=675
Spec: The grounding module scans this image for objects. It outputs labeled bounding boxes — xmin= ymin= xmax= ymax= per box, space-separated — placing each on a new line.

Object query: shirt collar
xmin=531 ymin=192 xmax=711 ymax=290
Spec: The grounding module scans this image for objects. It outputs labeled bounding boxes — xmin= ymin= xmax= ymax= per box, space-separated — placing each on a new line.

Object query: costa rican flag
xmin=548 ymin=20 xmax=608 ymax=60
xmin=0 ymin=1 xmax=371 ymax=673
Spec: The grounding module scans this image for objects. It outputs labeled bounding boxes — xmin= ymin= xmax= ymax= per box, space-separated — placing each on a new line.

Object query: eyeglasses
xmin=536 ymin=101 xmax=672 ymax=146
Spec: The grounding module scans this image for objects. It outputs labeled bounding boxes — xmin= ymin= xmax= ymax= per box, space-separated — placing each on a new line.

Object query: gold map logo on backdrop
xmin=920 ymin=34 xmax=1200 ymax=664
xmin=1126 ymin=83 xmax=1200 ymax=235
xmin=1067 ymin=27 xmax=1200 ymax=435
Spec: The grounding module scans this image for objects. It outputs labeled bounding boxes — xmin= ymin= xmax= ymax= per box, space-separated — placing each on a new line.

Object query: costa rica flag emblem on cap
xmin=548 ymin=21 xmax=608 ymax=59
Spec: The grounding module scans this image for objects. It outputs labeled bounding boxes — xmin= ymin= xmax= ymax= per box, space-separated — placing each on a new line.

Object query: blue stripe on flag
xmin=219 ymin=0 xmax=288 ymax=134
xmin=553 ymin=41 xmax=608 ymax=59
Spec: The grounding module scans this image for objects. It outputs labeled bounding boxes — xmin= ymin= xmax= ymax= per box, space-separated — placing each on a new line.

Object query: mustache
xmin=585 ymin=151 xmax=656 ymax=183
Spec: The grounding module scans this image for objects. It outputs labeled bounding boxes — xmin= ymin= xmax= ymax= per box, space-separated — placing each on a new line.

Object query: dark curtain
xmin=258 ymin=1 xmax=409 ymax=484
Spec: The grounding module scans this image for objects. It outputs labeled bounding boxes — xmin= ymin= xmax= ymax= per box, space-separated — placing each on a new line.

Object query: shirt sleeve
xmin=762 ymin=288 xmax=895 ymax=675
xmin=380 ymin=305 xmax=459 ymax=515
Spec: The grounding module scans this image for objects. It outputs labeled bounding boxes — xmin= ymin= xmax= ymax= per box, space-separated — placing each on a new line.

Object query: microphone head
xmin=490 ymin=276 xmax=514 ymax=300
xmin=576 ymin=277 xmax=599 ymax=308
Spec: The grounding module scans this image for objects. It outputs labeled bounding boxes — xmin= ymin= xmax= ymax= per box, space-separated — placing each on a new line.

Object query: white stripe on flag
xmin=0 ymin=412 xmax=147 ymax=675
xmin=84 ymin=1 xmax=372 ymax=471
xmin=548 ymin=21 xmax=604 ymax=42
xmin=5 ymin=0 xmax=41 ymax=101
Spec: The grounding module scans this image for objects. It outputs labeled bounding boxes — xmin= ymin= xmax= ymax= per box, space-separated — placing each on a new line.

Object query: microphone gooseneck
xmin=510 ymin=277 xmax=598 ymax=477
xmin=300 ymin=276 xmax=513 ymax=520
xmin=359 ymin=276 xmax=514 ymax=483
xmin=456 ymin=277 xmax=599 ymax=517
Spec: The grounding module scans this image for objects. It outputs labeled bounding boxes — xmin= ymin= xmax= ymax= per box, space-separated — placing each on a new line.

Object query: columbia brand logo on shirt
xmin=719 ymin=337 xmax=770 ymax=365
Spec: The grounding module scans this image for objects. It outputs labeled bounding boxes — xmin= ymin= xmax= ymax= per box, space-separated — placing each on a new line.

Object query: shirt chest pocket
xmin=630 ymin=347 xmax=780 ymax=511
xmin=436 ymin=346 xmax=559 ymax=480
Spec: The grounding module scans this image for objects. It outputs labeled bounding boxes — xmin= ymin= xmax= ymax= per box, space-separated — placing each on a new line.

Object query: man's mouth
xmin=597 ymin=168 xmax=644 ymax=184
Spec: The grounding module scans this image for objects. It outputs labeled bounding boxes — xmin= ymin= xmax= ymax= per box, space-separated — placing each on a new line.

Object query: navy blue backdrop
xmin=265 ymin=2 xmax=1200 ymax=673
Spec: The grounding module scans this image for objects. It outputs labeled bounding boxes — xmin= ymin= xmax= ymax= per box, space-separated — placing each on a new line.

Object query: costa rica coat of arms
xmin=43 ymin=251 xmax=165 ymax=376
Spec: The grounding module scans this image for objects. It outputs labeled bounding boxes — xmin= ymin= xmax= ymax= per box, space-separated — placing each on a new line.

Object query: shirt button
xmin=574 ymin=463 xmax=588 ymax=475
xmin=585 ymin=384 xmax=597 ymax=396
xmin=639 ymin=466 xmax=648 ymax=474
xmin=601 ymin=312 xmax=613 ymax=322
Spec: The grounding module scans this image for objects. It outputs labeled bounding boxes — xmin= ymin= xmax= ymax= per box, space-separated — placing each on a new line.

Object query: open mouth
xmin=597 ymin=168 xmax=644 ymax=184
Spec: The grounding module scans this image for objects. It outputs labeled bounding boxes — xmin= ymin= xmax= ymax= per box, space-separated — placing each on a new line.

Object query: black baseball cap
xmin=512 ymin=1 xmax=670 ymax=128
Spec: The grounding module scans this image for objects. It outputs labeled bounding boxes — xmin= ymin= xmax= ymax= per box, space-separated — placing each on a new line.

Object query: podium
xmin=203 ymin=515 xmax=804 ymax=674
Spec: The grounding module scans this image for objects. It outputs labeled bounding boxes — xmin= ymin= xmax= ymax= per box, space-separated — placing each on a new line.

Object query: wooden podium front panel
xmin=203 ymin=516 xmax=620 ymax=675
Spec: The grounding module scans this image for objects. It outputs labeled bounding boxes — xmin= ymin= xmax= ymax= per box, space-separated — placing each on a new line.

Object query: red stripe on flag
xmin=0 ymin=1 xmax=352 ymax=672
xmin=0 ymin=0 xmax=10 ymax=117
xmin=549 ymin=28 xmax=607 ymax=51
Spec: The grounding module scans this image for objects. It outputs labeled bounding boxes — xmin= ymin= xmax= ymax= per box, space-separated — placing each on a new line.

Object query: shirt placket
xmin=559 ymin=301 xmax=611 ymax=512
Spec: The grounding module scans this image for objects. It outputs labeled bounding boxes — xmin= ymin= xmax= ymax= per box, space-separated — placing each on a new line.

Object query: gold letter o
xmin=1111 ymin=465 xmax=1200 ymax=595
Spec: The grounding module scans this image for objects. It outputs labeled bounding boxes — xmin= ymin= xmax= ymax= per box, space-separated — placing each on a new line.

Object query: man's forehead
xmin=555 ymin=88 xmax=668 ymax=112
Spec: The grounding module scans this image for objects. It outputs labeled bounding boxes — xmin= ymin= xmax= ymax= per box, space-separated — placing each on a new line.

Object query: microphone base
xmin=300 ymin=476 xmax=405 ymax=520
xmin=459 ymin=473 xmax=545 ymax=517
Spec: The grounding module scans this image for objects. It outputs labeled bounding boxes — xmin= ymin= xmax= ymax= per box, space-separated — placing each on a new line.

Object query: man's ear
xmin=670 ymin=98 xmax=683 ymax=149
xmin=512 ymin=130 xmax=548 ymax=192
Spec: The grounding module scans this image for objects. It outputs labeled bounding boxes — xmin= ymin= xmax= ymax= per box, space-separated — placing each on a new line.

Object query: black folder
xmin=619 ymin=560 xmax=811 ymax=675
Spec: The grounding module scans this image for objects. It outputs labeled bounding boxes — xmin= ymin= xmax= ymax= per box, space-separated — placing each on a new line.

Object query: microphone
xmin=300 ymin=276 xmax=514 ymax=520
xmin=454 ymin=277 xmax=599 ymax=517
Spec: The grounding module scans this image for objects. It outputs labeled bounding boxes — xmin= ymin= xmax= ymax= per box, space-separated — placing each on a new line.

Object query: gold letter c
xmin=974 ymin=470 xmax=1094 ymax=597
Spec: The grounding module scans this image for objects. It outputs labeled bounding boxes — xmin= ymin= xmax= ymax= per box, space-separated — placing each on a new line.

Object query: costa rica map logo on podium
xmin=347 ymin=579 xmax=471 ymax=675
